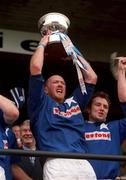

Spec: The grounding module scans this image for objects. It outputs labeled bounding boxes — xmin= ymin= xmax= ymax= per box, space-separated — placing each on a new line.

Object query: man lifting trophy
xmin=28 ymin=12 xmax=97 ymax=180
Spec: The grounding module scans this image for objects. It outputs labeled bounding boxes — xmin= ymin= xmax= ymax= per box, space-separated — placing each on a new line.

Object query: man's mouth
xmin=98 ymin=112 xmax=104 ymax=116
xmin=56 ymin=89 xmax=63 ymax=94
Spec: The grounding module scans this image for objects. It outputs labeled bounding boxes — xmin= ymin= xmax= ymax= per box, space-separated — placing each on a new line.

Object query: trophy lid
xmin=38 ymin=12 xmax=70 ymax=31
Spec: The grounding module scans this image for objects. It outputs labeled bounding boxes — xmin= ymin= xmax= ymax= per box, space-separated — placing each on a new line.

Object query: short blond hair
xmin=20 ymin=119 xmax=30 ymax=127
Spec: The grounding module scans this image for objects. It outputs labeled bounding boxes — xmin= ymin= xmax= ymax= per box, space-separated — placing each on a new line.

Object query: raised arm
xmin=0 ymin=95 xmax=19 ymax=124
xmin=77 ymin=55 xmax=97 ymax=85
xmin=30 ymin=34 xmax=50 ymax=75
xmin=117 ymin=57 xmax=126 ymax=102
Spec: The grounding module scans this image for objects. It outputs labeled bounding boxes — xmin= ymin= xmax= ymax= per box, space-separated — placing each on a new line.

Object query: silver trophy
xmin=38 ymin=12 xmax=70 ymax=42
xmin=38 ymin=12 xmax=70 ymax=61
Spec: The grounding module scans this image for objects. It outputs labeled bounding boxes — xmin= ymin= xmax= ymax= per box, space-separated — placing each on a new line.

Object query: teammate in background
xmin=0 ymin=94 xmax=35 ymax=180
xmin=28 ymin=32 xmax=97 ymax=179
xmin=83 ymin=57 xmax=126 ymax=179
xmin=0 ymin=95 xmax=19 ymax=179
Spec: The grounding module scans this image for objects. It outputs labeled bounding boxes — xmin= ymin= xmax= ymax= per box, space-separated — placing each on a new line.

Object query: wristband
xmin=37 ymin=43 xmax=46 ymax=49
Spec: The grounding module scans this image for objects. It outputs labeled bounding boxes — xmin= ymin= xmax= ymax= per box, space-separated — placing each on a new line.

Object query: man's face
xmin=20 ymin=124 xmax=34 ymax=147
xmin=44 ymin=75 xmax=66 ymax=103
xmin=88 ymin=97 xmax=109 ymax=122
xmin=12 ymin=125 xmax=21 ymax=139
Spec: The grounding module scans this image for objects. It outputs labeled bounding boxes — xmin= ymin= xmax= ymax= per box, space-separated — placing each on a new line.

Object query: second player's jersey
xmin=84 ymin=106 xmax=126 ymax=179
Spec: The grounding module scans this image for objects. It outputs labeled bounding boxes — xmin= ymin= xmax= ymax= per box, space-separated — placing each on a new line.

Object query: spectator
xmin=83 ymin=57 xmax=126 ymax=179
xmin=28 ymin=32 xmax=97 ymax=180
xmin=8 ymin=127 xmax=33 ymax=180
xmin=16 ymin=119 xmax=43 ymax=180
xmin=12 ymin=125 xmax=22 ymax=148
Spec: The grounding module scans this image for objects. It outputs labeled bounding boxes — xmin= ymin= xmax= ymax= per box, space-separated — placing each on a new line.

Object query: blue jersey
xmin=84 ymin=103 xmax=126 ymax=179
xmin=28 ymin=75 xmax=95 ymax=153
xmin=0 ymin=110 xmax=20 ymax=180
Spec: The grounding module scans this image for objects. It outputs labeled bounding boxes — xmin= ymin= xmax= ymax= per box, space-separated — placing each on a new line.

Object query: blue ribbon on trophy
xmin=38 ymin=12 xmax=89 ymax=94
xmin=52 ymin=31 xmax=88 ymax=94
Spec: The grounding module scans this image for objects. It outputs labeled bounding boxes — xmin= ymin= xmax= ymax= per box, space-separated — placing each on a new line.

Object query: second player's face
xmin=45 ymin=75 xmax=66 ymax=103
xmin=88 ymin=97 xmax=109 ymax=122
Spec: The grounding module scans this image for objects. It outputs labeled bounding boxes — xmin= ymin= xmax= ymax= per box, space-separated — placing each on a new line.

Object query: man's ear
xmin=44 ymin=86 xmax=48 ymax=94
xmin=86 ymin=107 xmax=90 ymax=114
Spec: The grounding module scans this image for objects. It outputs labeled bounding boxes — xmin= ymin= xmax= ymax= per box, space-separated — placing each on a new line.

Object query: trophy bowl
xmin=38 ymin=12 xmax=71 ymax=61
xmin=38 ymin=12 xmax=70 ymax=39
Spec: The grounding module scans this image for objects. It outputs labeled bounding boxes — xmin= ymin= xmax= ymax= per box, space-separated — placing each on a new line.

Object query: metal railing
xmin=1 ymin=149 xmax=126 ymax=161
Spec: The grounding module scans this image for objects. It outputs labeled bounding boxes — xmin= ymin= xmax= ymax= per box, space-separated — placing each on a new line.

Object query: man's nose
xmin=58 ymin=81 xmax=64 ymax=86
xmin=25 ymin=130 xmax=31 ymax=135
xmin=100 ymin=105 xmax=104 ymax=110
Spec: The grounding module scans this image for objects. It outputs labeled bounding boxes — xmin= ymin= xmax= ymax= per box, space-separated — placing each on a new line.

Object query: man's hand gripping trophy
xmin=110 ymin=52 xmax=126 ymax=79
